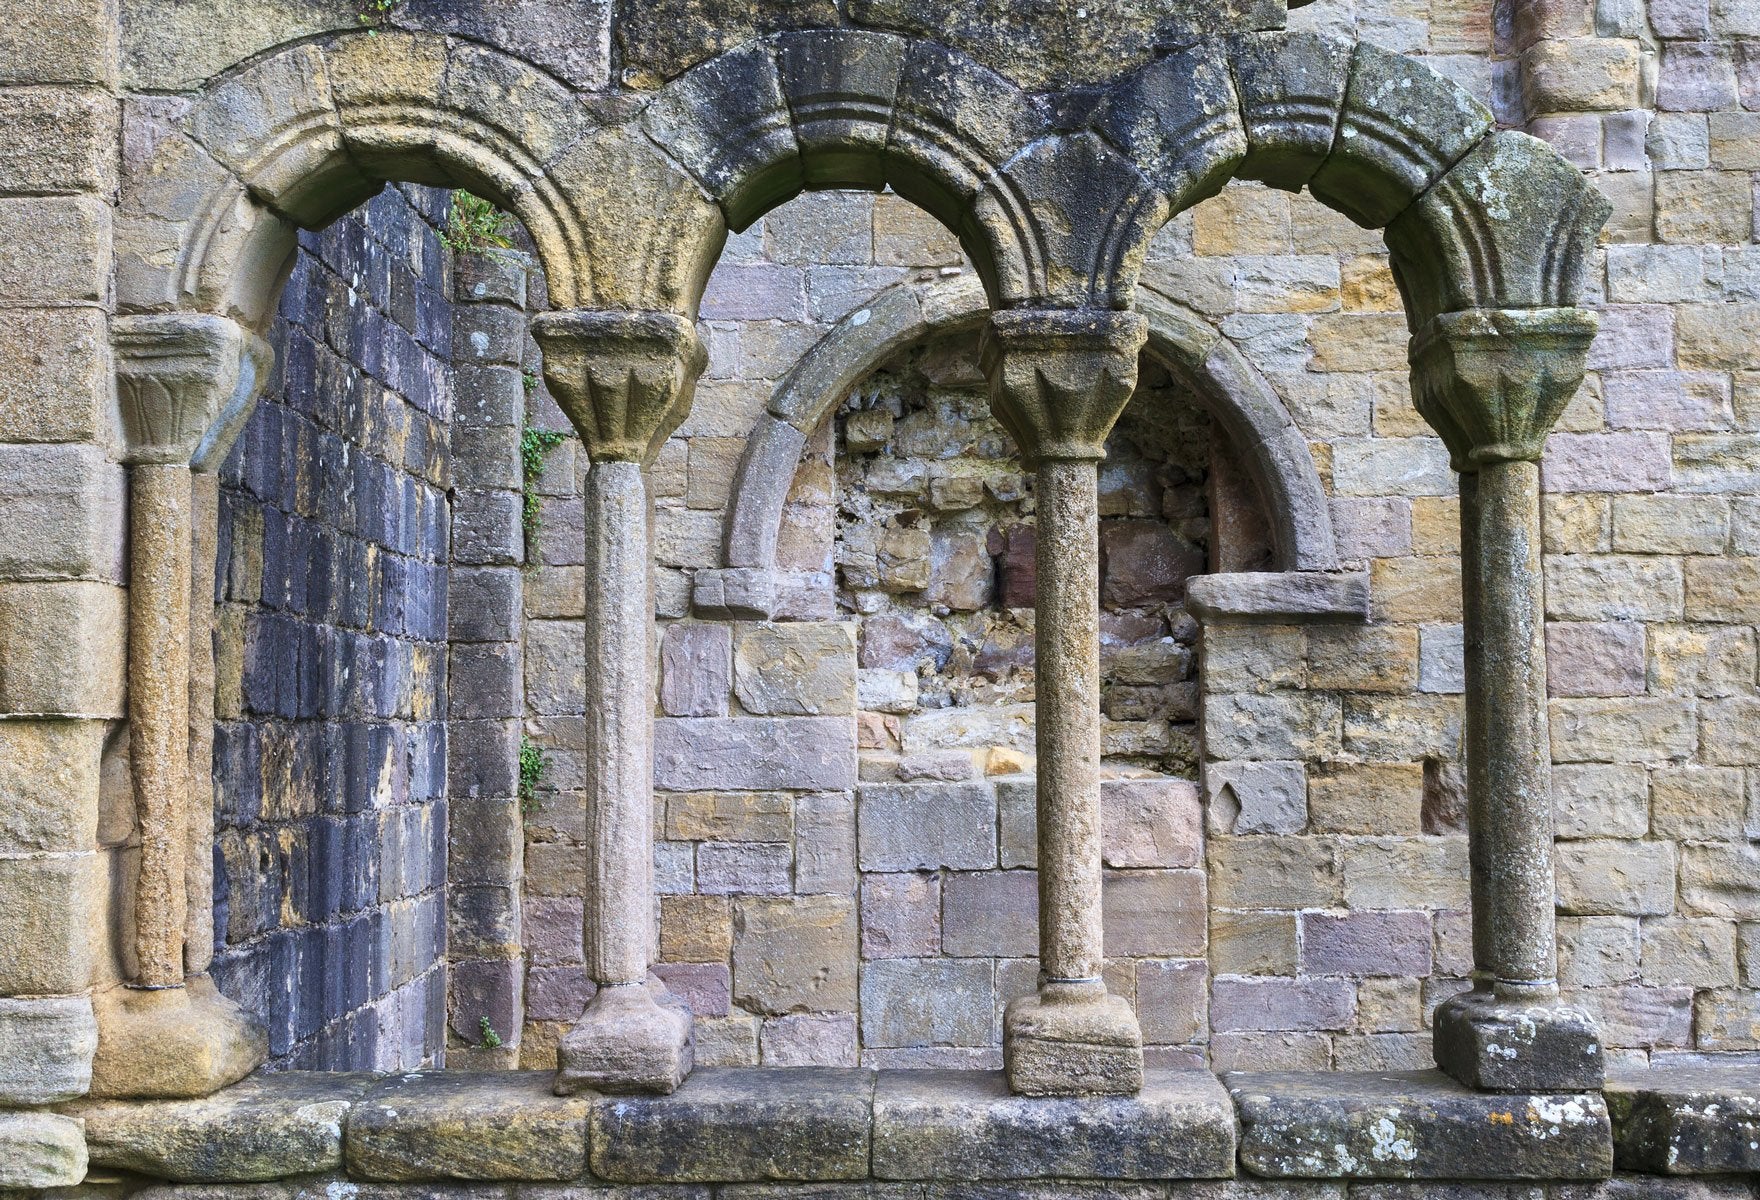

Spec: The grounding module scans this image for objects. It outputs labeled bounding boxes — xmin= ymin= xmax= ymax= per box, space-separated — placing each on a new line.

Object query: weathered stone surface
xmin=554 ymin=985 xmax=695 ymax=1098
xmin=1432 ymin=991 xmax=1605 ymax=1092
xmin=733 ymin=623 xmax=857 ymax=716
xmin=655 ymin=718 xmax=856 ymax=791
xmin=1227 ymin=31 xmax=1354 ymax=190
xmin=346 ymin=1071 xmax=591 ymax=1182
xmin=1607 ymin=1067 xmax=1760 ymax=1175
xmin=1229 ymin=1071 xmax=1613 ymax=1179
xmin=0 ymin=1111 xmax=86 ymax=1190
xmin=733 ymin=895 xmax=859 ymax=1016
xmin=871 ymin=1069 xmax=1235 ymax=1179
xmin=78 ymin=1072 xmax=376 ymax=1182
xmin=661 ymin=624 xmax=732 ymax=718
xmin=857 ymin=781 xmax=996 ymax=871
xmin=0 ymin=994 xmax=95 ymax=1106
xmin=590 ymin=1067 xmax=874 ymax=1181
xmin=89 ymin=977 xmax=266 ymax=1101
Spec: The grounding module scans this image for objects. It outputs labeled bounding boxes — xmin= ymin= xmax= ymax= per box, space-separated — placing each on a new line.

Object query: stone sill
xmin=55 ymin=1066 xmax=1760 ymax=1188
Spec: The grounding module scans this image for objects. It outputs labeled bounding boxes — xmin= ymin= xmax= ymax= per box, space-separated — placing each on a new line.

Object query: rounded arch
xmin=115 ymin=32 xmax=600 ymax=331
xmin=720 ymin=273 xmax=1341 ymax=580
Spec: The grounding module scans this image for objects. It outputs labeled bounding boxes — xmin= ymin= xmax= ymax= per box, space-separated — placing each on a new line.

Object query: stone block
xmin=1523 ymin=38 xmax=1641 ymax=112
xmin=1651 ymin=765 xmax=1746 ymax=840
xmin=0 ymin=851 xmax=97 ymax=993
xmin=1553 ymin=763 xmax=1649 ymax=839
xmin=697 ymin=842 xmax=792 ymax=896
xmin=1679 ymin=842 xmax=1760 ymax=919
xmin=733 ymin=622 xmax=857 ymax=716
xmin=1203 ymin=691 xmax=1341 ymax=761
xmin=346 ymin=1071 xmax=590 ymax=1182
xmin=1102 ymin=778 xmax=1201 ymax=868
xmin=1649 ymin=625 xmax=1758 ymax=699
xmin=1209 ymin=835 xmax=1341 ymax=909
xmin=1203 ymin=760 xmax=1307 ymax=835
xmin=1607 ymin=1065 xmax=1760 ymax=1174
xmin=655 ymin=718 xmax=856 ymax=792
xmin=0 ymin=308 xmax=107 ymax=442
xmin=1300 ymin=911 xmax=1432 ymax=977
xmin=0 ymin=994 xmax=95 ymax=1105
xmin=661 ymin=894 xmax=732 ymax=964
xmin=733 ymin=895 xmax=857 ymax=1015
xmin=0 ymin=1111 xmax=86 ymax=1190
xmin=0 ymin=717 xmax=102 ymax=853
xmin=1545 ymin=621 xmax=1647 ymax=698
xmin=857 ymin=782 xmax=996 ymax=871
xmin=1557 ymin=840 xmax=1678 ymax=916
xmin=1202 ymin=624 xmax=1305 ymax=693
xmin=1307 ymin=760 xmax=1424 ymax=834
xmin=794 ymin=791 xmax=856 ymax=895
xmin=859 ymin=958 xmax=996 ymax=1049
xmin=1187 ymin=572 xmax=1370 ymax=624
xmin=1549 ymin=698 xmax=1697 ymax=762
xmin=78 ymin=1071 xmax=376 ymax=1181
xmin=0 ymin=195 xmax=106 ymax=303
xmin=0 ymin=581 xmax=125 ymax=716
xmin=447 ymin=568 xmax=521 ymax=645
xmin=1104 ymin=869 xmax=1207 ymax=958
xmin=665 ymin=792 xmax=792 ymax=843
xmin=1212 ymin=977 xmax=1355 ymax=1033
xmin=1641 ymin=918 xmax=1738 ymax=989
xmin=860 ymin=872 xmax=941 ymax=960
xmin=942 ymin=870 xmax=1038 ymax=958
xmin=1229 ymin=1070 xmax=1613 ymax=1179
xmin=1136 ymin=959 xmax=1208 ymax=1044
xmin=871 ymin=1069 xmax=1233 ymax=1179
xmin=590 ymin=1066 xmax=873 ymax=1182
xmin=1545 ymin=556 xmax=1683 ymax=623
xmin=1341 ymin=837 xmax=1469 ymax=910
xmin=1559 ymin=916 xmax=1641 ymax=988
xmin=660 ymin=624 xmax=731 ymax=718
xmin=1210 ymin=910 xmax=1299 ymax=976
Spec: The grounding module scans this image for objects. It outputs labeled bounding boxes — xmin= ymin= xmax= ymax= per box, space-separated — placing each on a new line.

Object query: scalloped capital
xmin=532 ymin=310 xmax=708 ymax=465
xmin=980 ymin=308 xmax=1148 ymax=463
xmin=1409 ymin=307 xmax=1599 ymax=471
xmin=113 ymin=314 xmax=267 ymax=467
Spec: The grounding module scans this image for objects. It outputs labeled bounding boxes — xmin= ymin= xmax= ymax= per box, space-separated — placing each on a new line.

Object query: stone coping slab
xmin=70 ymin=1071 xmax=379 ymax=1182
xmin=871 ymin=1069 xmax=1236 ymax=1180
xmin=590 ymin=1067 xmax=875 ymax=1183
xmin=345 ymin=1071 xmax=592 ymax=1183
xmin=1606 ymin=1064 xmax=1760 ymax=1175
xmin=1226 ymin=1070 xmax=1613 ymax=1181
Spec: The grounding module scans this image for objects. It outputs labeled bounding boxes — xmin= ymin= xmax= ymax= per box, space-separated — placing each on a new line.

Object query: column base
xmin=1003 ymin=984 xmax=1144 ymax=1097
xmin=1433 ymin=987 xmax=1605 ymax=1092
xmin=553 ymin=982 xmax=694 ymax=1097
xmin=89 ymin=975 xmax=267 ymax=1099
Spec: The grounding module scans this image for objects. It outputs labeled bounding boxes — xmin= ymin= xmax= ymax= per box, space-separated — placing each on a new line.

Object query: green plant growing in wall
xmin=520 ymin=425 xmax=568 ymax=540
xmin=356 ymin=0 xmax=402 ymax=34
xmin=477 ymin=1017 xmax=503 ymax=1050
xmin=518 ymin=735 xmax=547 ymax=813
xmin=442 ymin=190 xmax=516 ymax=255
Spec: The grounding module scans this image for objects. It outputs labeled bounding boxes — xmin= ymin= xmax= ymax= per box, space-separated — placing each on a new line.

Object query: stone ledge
xmin=1607 ymin=1065 xmax=1760 ymax=1175
xmin=1186 ymin=571 xmax=1370 ymax=623
xmin=872 ymin=1069 xmax=1235 ymax=1180
xmin=1227 ymin=1070 xmax=1613 ymax=1181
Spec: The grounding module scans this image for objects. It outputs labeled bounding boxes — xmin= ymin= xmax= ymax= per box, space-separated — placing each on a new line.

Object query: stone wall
xmin=208 ymin=186 xmax=455 ymax=1071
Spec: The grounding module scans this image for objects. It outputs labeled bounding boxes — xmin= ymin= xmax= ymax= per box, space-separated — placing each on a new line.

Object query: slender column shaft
xmin=1034 ymin=457 xmax=1105 ymax=985
xmin=1457 ymin=471 xmax=1491 ymax=987
xmin=1466 ymin=459 xmax=1556 ymax=996
xmin=184 ymin=471 xmax=220 ymax=977
xmin=582 ymin=459 xmax=654 ymax=987
xmin=130 ymin=463 xmax=194 ymax=989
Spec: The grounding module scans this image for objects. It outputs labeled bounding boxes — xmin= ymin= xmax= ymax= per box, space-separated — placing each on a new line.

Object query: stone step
xmin=1227 ymin=1069 xmax=1613 ymax=1181
xmin=1606 ymin=1064 xmax=1760 ymax=1175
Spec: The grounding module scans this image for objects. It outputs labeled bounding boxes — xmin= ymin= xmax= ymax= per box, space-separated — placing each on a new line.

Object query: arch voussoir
xmin=773 ymin=28 xmax=908 ymax=192
xmin=1224 ymin=31 xmax=1354 ymax=193
xmin=1087 ymin=40 xmax=1247 ymax=218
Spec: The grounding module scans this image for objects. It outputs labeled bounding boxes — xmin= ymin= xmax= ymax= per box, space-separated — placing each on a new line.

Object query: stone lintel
xmin=589 ymin=1067 xmax=875 ymax=1182
xmin=1186 ymin=570 xmax=1370 ymax=623
xmin=74 ymin=1071 xmax=379 ymax=1182
xmin=346 ymin=1071 xmax=592 ymax=1182
xmin=1407 ymin=307 xmax=1599 ymax=471
xmin=1433 ymin=990 xmax=1606 ymax=1093
xmin=1606 ymin=1066 xmax=1760 ymax=1175
xmin=980 ymin=308 xmax=1148 ymax=463
xmin=872 ymin=1068 xmax=1236 ymax=1180
xmin=1228 ymin=1069 xmax=1613 ymax=1181
xmin=531 ymin=309 xmax=707 ymax=465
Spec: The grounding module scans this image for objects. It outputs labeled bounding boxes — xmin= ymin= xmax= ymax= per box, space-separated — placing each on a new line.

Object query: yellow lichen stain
xmin=1488 ymin=1111 xmax=1515 ymax=1126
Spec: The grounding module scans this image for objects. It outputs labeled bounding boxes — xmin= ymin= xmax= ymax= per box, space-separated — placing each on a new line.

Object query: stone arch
xmin=718 ymin=273 xmax=1341 ymax=587
xmin=115 ymin=32 xmax=600 ymax=338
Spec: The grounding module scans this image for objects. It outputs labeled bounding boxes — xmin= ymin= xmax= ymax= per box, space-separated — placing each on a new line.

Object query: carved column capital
xmin=532 ymin=309 xmax=707 ymax=465
xmin=1409 ymin=307 xmax=1598 ymax=472
xmin=980 ymin=308 xmax=1148 ymax=463
xmin=114 ymin=314 xmax=272 ymax=468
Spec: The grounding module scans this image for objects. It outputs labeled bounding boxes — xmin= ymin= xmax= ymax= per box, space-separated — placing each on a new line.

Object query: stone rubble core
xmin=982 ymin=308 xmax=1151 ymax=1096
xmin=54 ymin=1064 xmax=1760 ymax=1188
xmin=533 ymin=311 xmax=709 ymax=1096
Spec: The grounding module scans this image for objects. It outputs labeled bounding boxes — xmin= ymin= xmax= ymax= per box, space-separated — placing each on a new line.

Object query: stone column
xmin=1411 ymin=307 xmax=1606 ymax=1092
xmin=982 ymin=307 xmax=1148 ymax=1097
xmin=90 ymin=315 xmax=271 ymax=1099
xmin=533 ymin=309 xmax=706 ymax=1096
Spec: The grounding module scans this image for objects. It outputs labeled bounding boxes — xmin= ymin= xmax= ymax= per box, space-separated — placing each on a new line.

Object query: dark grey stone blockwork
xmin=210 ymin=185 xmax=457 ymax=1073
